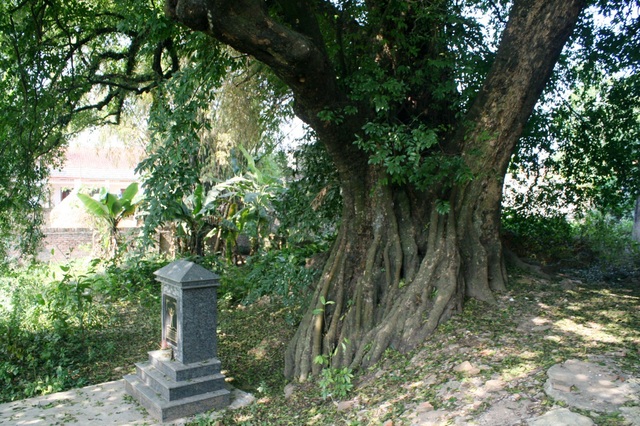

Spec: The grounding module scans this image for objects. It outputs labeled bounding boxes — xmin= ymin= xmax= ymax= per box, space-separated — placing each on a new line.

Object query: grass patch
xmin=217 ymin=297 xmax=297 ymax=396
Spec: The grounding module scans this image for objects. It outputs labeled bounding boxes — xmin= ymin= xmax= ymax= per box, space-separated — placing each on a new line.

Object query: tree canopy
xmin=509 ymin=2 xmax=640 ymax=215
xmin=0 ymin=0 xmax=175 ymax=255
xmin=2 ymin=0 xmax=639 ymax=380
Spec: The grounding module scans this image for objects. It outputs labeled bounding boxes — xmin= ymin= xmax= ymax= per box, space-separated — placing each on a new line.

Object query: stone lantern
xmin=124 ymin=260 xmax=230 ymax=422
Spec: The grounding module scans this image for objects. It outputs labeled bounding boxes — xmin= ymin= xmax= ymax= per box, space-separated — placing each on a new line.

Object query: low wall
xmin=38 ymin=228 xmax=97 ymax=262
xmin=37 ymin=227 xmax=168 ymax=262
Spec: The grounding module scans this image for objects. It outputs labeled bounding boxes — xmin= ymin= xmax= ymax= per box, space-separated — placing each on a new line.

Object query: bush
xmin=502 ymin=208 xmax=640 ymax=275
xmin=0 ymin=262 xmax=90 ymax=401
xmin=216 ymin=245 xmax=325 ymax=310
xmin=573 ymin=211 xmax=640 ymax=270
xmin=0 ymin=257 xmax=162 ymax=402
xmin=100 ymin=255 xmax=168 ymax=302
xmin=502 ymin=208 xmax=575 ymax=263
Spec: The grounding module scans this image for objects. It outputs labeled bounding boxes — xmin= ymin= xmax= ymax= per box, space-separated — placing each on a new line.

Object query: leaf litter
xmin=191 ymin=269 xmax=639 ymax=425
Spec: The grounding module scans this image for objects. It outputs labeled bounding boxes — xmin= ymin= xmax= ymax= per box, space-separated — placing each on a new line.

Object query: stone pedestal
xmin=124 ymin=260 xmax=230 ymax=422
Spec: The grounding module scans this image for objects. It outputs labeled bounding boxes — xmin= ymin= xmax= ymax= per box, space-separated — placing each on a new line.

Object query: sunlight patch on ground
xmin=554 ymin=318 xmax=622 ymax=344
xmin=544 ymin=334 xmax=565 ymax=343
xmin=501 ymin=361 xmax=538 ymax=381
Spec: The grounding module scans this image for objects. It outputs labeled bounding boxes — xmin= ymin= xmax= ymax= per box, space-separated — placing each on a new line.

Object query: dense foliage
xmin=276 ymin=140 xmax=342 ymax=244
xmin=0 ymin=257 xmax=166 ymax=402
xmin=509 ymin=2 xmax=640 ymax=215
xmin=2 ymin=0 xmax=639 ymax=382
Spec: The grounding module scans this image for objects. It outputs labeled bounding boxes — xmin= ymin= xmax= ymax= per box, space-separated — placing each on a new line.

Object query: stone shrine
xmin=124 ymin=260 xmax=230 ymax=422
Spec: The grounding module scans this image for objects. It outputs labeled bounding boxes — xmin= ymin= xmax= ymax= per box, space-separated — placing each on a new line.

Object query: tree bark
xmin=166 ymin=0 xmax=586 ymax=380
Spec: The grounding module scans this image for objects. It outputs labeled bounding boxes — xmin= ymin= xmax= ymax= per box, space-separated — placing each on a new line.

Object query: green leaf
xmin=313 ymin=355 xmax=326 ymax=365
xmin=77 ymin=193 xmax=109 ymax=219
xmin=121 ymin=182 xmax=139 ymax=202
xmin=435 ymin=200 xmax=450 ymax=215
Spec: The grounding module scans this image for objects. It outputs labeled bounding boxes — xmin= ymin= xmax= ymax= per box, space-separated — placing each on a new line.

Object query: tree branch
xmin=165 ymin=0 xmax=370 ymax=179
xmin=165 ymin=0 xmax=341 ymax=116
xmin=460 ymin=0 xmax=587 ymax=177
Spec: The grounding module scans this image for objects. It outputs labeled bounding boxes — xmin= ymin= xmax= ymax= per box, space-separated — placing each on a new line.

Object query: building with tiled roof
xmin=48 ymin=144 xmax=142 ymax=206
xmin=46 ymin=141 xmax=144 ymax=229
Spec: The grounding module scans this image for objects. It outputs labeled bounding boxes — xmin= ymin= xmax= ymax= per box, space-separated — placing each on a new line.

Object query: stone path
xmin=529 ymin=359 xmax=640 ymax=426
xmin=1 ymin=359 xmax=638 ymax=425
xmin=544 ymin=359 xmax=637 ymax=412
xmin=528 ymin=408 xmax=595 ymax=426
xmin=0 ymin=379 xmax=254 ymax=425
xmin=403 ymin=358 xmax=639 ymax=425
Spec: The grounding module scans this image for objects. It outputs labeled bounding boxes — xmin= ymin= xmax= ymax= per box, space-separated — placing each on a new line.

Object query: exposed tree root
xmin=503 ymin=245 xmax=552 ymax=280
xmin=285 ymin=189 xmax=506 ymax=381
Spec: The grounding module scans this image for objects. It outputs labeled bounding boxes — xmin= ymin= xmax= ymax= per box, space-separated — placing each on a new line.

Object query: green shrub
xmin=0 ymin=262 xmax=89 ymax=401
xmin=0 ymin=257 xmax=162 ymax=402
xmin=314 ymin=338 xmax=354 ymax=400
xmin=573 ymin=211 xmax=640 ymax=270
xmin=502 ymin=208 xmax=639 ymax=274
xmin=217 ymin=245 xmax=325 ymax=309
xmin=502 ymin=208 xmax=575 ymax=262
xmin=101 ymin=255 xmax=168 ymax=302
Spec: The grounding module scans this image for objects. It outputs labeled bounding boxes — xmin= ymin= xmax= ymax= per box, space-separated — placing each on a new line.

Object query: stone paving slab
xmin=544 ymin=359 xmax=640 ymax=413
xmin=527 ymin=408 xmax=595 ymax=426
xmin=0 ymin=379 xmax=253 ymax=425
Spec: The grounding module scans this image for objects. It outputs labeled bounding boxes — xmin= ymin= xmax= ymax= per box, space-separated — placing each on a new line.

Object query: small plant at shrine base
xmin=313 ymin=297 xmax=354 ymax=400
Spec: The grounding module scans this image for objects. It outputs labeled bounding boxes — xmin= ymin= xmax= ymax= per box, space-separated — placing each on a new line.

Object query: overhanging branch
xmin=165 ymin=0 xmax=368 ymax=176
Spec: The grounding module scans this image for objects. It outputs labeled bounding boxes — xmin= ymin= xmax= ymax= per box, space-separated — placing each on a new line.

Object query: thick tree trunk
xmin=166 ymin=0 xmax=586 ymax=380
xmin=284 ymin=168 xmax=506 ymax=380
xmin=285 ymin=0 xmax=585 ymax=380
xmin=284 ymin=183 xmax=461 ymax=379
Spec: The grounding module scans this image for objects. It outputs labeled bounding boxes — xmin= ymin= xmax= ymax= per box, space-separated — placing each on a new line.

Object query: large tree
xmin=164 ymin=0 xmax=587 ymax=380
xmin=5 ymin=0 xmax=637 ymax=381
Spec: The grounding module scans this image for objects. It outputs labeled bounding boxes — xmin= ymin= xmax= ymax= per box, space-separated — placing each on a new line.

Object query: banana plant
xmin=206 ymin=148 xmax=285 ymax=260
xmin=164 ymin=147 xmax=285 ymax=259
xmin=169 ymin=183 xmax=218 ymax=257
xmin=77 ymin=183 xmax=140 ymax=258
